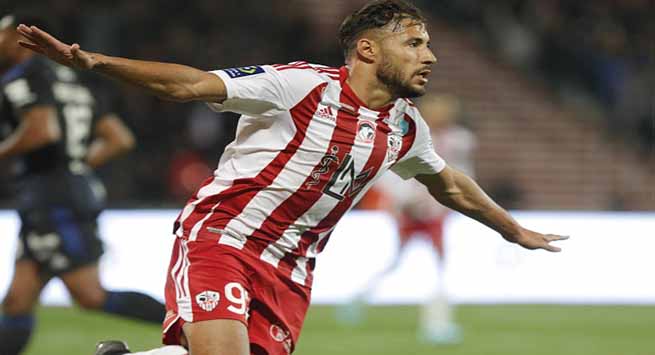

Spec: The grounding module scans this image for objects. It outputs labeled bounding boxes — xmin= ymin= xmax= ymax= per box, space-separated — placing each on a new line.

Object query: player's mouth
xmin=415 ymin=68 xmax=431 ymax=84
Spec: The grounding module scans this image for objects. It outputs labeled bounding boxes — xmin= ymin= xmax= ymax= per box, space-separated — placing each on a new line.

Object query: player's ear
xmin=355 ymin=37 xmax=377 ymax=64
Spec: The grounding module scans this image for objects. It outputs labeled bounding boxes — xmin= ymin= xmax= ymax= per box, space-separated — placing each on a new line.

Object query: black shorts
xmin=16 ymin=207 xmax=104 ymax=278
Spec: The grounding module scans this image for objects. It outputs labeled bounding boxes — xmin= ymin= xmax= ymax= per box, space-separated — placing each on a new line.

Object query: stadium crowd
xmin=1 ymin=0 xmax=651 ymax=208
xmin=437 ymin=0 xmax=654 ymax=154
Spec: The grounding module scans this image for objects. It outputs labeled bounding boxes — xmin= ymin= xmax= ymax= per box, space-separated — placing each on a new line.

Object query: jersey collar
xmin=338 ymin=66 xmax=395 ymax=114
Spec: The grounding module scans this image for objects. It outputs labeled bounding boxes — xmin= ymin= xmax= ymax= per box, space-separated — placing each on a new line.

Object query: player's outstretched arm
xmin=416 ymin=166 xmax=569 ymax=252
xmin=16 ymin=25 xmax=226 ymax=103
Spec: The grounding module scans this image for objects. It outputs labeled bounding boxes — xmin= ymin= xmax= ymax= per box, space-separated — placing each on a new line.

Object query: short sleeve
xmin=391 ymin=113 xmax=446 ymax=180
xmin=2 ymin=68 xmax=56 ymax=116
xmin=206 ymin=64 xmax=325 ymax=117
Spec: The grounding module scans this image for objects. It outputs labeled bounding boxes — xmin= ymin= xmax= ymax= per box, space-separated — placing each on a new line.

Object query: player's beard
xmin=376 ymin=56 xmax=425 ymax=99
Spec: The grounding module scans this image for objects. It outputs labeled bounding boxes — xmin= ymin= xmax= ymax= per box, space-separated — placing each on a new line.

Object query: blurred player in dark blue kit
xmin=0 ymin=13 xmax=165 ymax=355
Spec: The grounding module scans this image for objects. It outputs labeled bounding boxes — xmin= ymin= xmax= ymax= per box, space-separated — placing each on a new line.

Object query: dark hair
xmin=338 ymin=0 xmax=426 ymax=59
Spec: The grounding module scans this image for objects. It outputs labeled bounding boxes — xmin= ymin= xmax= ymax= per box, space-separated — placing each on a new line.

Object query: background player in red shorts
xmin=16 ymin=1 xmax=568 ymax=354
xmin=343 ymin=93 xmax=476 ymax=344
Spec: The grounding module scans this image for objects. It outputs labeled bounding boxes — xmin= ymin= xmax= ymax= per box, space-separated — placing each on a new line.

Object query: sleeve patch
xmin=221 ymin=66 xmax=265 ymax=79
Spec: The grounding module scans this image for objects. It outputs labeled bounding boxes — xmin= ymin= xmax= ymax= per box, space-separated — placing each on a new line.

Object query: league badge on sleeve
xmin=222 ymin=66 xmax=265 ymax=79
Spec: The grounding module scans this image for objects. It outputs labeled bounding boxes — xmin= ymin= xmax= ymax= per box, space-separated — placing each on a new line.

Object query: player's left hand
xmin=507 ymin=228 xmax=569 ymax=252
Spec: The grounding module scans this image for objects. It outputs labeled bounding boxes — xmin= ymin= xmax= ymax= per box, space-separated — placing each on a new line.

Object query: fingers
xmin=16 ymin=24 xmax=33 ymax=35
xmin=17 ymin=24 xmax=67 ymax=50
xmin=543 ymin=243 xmax=562 ymax=253
xmin=17 ymin=40 xmax=44 ymax=54
xmin=546 ymin=234 xmax=569 ymax=242
xmin=543 ymin=234 xmax=569 ymax=252
xmin=28 ymin=25 xmax=61 ymax=45
xmin=17 ymin=24 xmax=40 ymax=44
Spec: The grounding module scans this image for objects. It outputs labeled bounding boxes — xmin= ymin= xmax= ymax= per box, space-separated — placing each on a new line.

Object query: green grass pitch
xmin=22 ymin=305 xmax=655 ymax=355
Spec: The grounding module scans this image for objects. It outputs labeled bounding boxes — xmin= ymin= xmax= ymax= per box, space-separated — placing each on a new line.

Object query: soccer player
xmin=343 ymin=94 xmax=477 ymax=343
xmin=16 ymin=1 xmax=568 ymax=354
xmin=0 ymin=13 xmax=166 ymax=355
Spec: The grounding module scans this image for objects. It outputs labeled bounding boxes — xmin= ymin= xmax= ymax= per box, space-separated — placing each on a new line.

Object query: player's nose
xmin=423 ymin=48 xmax=437 ymax=65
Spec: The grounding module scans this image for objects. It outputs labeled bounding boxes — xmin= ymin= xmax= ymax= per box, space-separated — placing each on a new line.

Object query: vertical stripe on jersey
xmin=174 ymin=176 xmax=219 ymax=237
xmin=182 ymin=83 xmax=328 ymax=245
xmin=307 ymin=110 xmax=418 ymax=255
xmin=287 ymin=111 xmax=393 ymax=285
xmin=395 ymin=114 xmax=417 ymax=162
xmin=183 ymin=180 xmax=234 ymax=240
xmin=255 ymin=95 xmax=359 ymax=269
xmin=274 ymin=110 xmax=390 ymax=284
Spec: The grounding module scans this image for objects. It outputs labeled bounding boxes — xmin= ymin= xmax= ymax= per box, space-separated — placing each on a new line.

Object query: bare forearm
xmin=0 ymin=132 xmax=34 ymax=159
xmin=0 ymin=107 xmax=60 ymax=160
xmin=17 ymin=25 xmax=225 ymax=102
xmin=85 ymin=140 xmax=127 ymax=168
xmin=89 ymin=54 xmax=205 ymax=101
xmin=418 ymin=167 xmax=568 ymax=252
xmin=425 ymin=170 xmax=522 ymax=242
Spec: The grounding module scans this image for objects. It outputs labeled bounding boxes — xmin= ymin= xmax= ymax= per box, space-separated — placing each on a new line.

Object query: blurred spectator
xmin=433 ymin=0 xmax=653 ymax=149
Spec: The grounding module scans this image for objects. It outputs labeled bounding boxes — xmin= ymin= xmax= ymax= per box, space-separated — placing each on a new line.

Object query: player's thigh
xmin=183 ymin=319 xmax=249 ymax=355
xmin=164 ymin=238 xmax=253 ymax=347
xmin=2 ymin=260 xmax=50 ymax=314
xmin=59 ymin=263 xmax=106 ymax=309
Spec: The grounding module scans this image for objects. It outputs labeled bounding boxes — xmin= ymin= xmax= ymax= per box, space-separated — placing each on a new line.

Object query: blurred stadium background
xmin=0 ymin=0 xmax=653 ymax=354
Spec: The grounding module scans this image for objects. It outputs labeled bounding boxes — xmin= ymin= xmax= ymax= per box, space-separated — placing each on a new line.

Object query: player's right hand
xmin=16 ymin=25 xmax=97 ymax=70
xmin=509 ymin=227 xmax=569 ymax=253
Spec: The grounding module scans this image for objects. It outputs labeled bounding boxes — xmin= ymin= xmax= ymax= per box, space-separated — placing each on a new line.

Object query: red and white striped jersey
xmin=174 ymin=62 xmax=446 ymax=286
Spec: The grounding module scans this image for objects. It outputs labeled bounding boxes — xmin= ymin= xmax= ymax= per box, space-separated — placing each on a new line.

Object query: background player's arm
xmin=0 ymin=106 xmax=60 ymax=160
xmin=416 ymin=166 xmax=567 ymax=252
xmin=85 ymin=114 xmax=135 ymax=168
xmin=16 ymin=25 xmax=226 ymax=103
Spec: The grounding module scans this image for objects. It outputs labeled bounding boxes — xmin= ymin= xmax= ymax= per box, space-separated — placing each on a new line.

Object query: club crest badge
xmin=387 ymin=134 xmax=402 ymax=162
xmin=195 ymin=290 xmax=220 ymax=312
xmin=356 ymin=120 xmax=376 ymax=144
xmin=270 ymin=324 xmax=290 ymax=342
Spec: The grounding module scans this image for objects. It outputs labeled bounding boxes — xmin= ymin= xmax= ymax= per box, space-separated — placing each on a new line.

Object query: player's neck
xmin=346 ymin=63 xmax=395 ymax=110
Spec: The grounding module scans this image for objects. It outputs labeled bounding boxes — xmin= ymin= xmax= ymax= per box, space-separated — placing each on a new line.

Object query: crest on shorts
xmin=269 ymin=324 xmax=290 ymax=342
xmin=195 ymin=290 xmax=220 ymax=312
